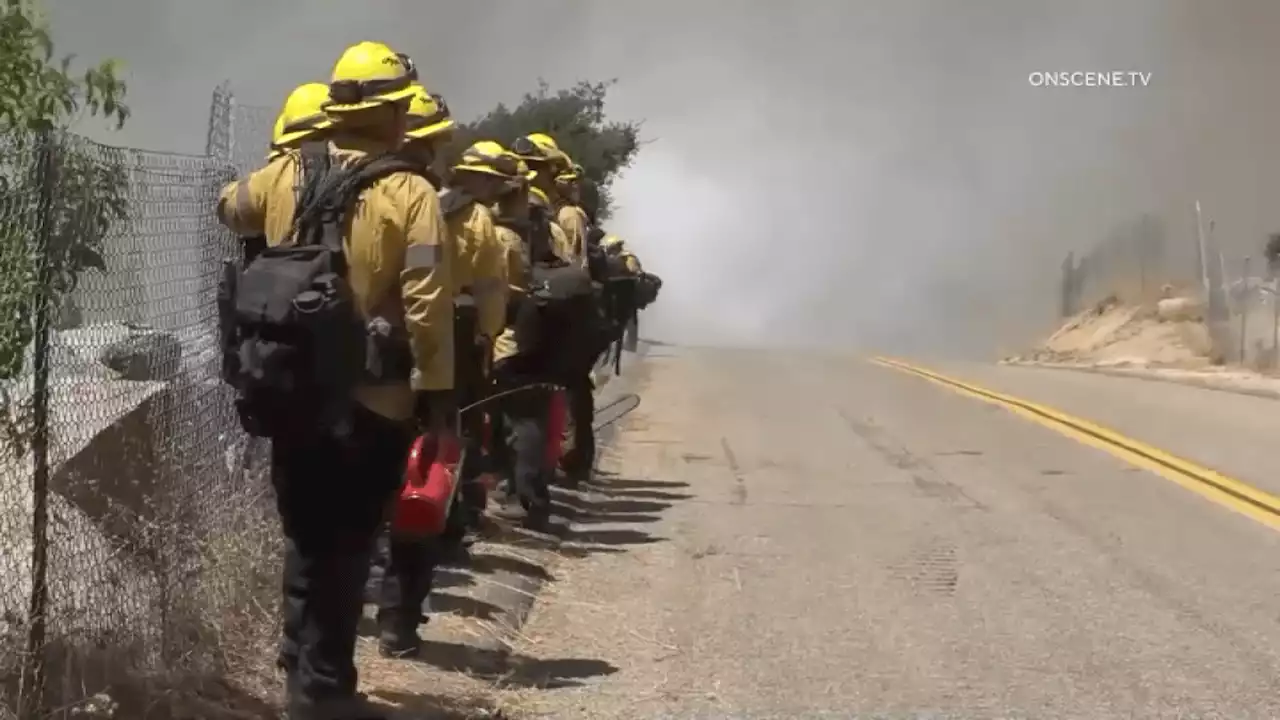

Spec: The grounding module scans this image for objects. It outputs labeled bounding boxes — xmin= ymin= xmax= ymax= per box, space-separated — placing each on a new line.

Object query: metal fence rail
xmin=0 ymin=84 xmax=278 ymax=719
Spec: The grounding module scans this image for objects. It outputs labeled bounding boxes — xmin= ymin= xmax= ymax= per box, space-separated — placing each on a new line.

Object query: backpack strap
xmin=437 ymin=187 xmax=475 ymax=219
xmin=291 ymin=141 xmax=333 ymax=248
xmin=290 ymin=148 xmax=419 ymax=272
xmin=527 ymin=203 xmax=562 ymax=267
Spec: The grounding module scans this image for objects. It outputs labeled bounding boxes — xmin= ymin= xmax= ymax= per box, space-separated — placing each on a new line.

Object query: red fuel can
xmin=391 ymin=431 xmax=462 ymax=538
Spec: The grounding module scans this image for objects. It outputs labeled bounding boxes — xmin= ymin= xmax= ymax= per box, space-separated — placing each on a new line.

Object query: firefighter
xmin=491 ymin=151 xmax=536 ymax=346
xmin=365 ymin=83 xmax=452 ymax=659
xmin=395 ymin=84 xmax=457 ymax=187
xmin=375 ymin=133 xmax=517 ymax=659
xmin=510 ymin=134 xmax=602 ymax=490
xmin=550 ymin=157 xmax=601 ymax=482
xmin=602 ymin=235 xmax=643 ymax=274
xmin=511 ymin=133 xmax=576 ymax=263
xmin=445 ymin=141 xmax=525 ymax=527
xmin=217 ymin=41 xmax=454 ymax=720
xmin=488 ymin=141 xmax=566 ymax=527
xmin=602 ymin=235 xmax=662 ymax=347
xmin=238 ymin=83 xmax=337 ymax=264
xmin=555 ymin=161 xmax=590 ymax=267
xmin=266 ymin=82 xmax=333 ymax=162
xmin=388 ymin=85 xmax=489 ymax=557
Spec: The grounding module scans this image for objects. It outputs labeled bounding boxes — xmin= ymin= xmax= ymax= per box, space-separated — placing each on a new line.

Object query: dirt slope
xmin=1008 ymin=295 xmax=1214 ymax=368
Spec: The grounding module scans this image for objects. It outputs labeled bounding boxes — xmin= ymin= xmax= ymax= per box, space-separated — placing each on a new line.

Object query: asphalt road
xmin=502 ymin=349 xmax=1280 ymax=719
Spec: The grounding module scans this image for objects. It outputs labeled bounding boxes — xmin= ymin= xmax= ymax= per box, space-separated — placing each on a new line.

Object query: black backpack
xmin=522 ymin=262 xmax=611 ymax=379
xmin=218 ymin=142 xmax=419 ymax=439
xmin=498 ymin=206 xmax=610 ymax=378
xmin=636 ymin=272 xmax=662 ymax=309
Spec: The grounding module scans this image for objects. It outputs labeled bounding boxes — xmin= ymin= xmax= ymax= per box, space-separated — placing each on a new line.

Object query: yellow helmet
xmin=270 ymin=82 xmax=333 ymax=154
xmin=496 ymin=152 xmax=535 ymax=192
xmin=511 ymin=133 xmax=570 ymax=170
xmin=556 ymin=162 xmax=584 ymax=183
xmin=405 ymin=84 xmax=457 ymax=141
xmin=510 ymin=154 xmax=534 ymax=180
xmin=601 ymin=234 xmax=626 ymax=254
xmin=454 ymin=140 xmax=534 ymax=180
xmin=267 ymin=114 xmax=286 ymax=161
xmin=323 ymin=41 xmax=417 ymax=114
xmin=527 ymin=132 xmax=560 ymax=152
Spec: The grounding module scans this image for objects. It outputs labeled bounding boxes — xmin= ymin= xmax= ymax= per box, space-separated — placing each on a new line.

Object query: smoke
xmin=47 ymin=0 xmax=1280 ymax=357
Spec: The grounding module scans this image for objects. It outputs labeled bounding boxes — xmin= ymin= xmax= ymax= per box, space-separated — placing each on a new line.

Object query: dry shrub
xmin=0 ymin=453 xmax=285 ymax=718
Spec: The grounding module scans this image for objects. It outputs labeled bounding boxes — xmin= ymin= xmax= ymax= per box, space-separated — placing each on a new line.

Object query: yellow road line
xmin=870 ymin=356 xmax=1280 ymax=533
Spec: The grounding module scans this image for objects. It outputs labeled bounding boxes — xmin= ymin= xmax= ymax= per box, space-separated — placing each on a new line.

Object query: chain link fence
xmin=1215 ymin=255 xmax=1280 ymax=371
xmin=0 ymin=83 xmax=282 ymax=719
xmin=1058 ymin=208 xmax=1234 ymax=363
xmin=207 ymin=82 xmax=277 ymax=177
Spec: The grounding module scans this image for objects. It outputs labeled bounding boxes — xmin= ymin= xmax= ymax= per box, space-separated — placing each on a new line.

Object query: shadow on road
xmin=601 ymin=477 xmax=690 ymax=492
xmin=568 ymin=497 xmax=671 ymax=515
xmin=570 ymin=512 xmax=664 ymax=525
xmin=429 ymin=592 xmax=505 ymax=621
xmin=564 ymin=528 xmax=664 ymax=547
xmin=407 ymin=640 xmax=620 ymax=690
xmin=364 ymin=690 xmax=501 ymax=719
xmin=598 ymin=488 xmax=695 ymax=501
xmin=469 ymin=551 xmax=554 ymax=581
xmin=429 ymin=568 xmax=475 ymax=591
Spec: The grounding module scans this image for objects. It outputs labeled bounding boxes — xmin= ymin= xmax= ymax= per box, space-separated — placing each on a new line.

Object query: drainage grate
xmin=888 ymin=541 xmax=960 ymax=597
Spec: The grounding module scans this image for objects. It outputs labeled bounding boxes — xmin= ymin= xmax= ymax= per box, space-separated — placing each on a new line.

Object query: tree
xmin=444 ymin=79 xmax=642 ymax=222
xmin=0 ymin=0 xmax=130 ymax=381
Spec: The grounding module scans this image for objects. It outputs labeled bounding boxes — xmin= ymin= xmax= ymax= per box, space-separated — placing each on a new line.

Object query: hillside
xmin=1007 ymin=293 xmax=1216 ymax=368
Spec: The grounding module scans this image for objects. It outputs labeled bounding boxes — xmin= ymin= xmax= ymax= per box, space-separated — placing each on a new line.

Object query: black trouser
xmin=373 ymin=522 xmax=440 ymax=634
xmin=448 ymin=307 xmax=490 ymax=538
xmin=273 ymin=405 xmax=409 ymax=717
xmin=560 ymin=373 xmax=596 ymax=479
xmin=491 ymin=359 xmax=552 ymax=514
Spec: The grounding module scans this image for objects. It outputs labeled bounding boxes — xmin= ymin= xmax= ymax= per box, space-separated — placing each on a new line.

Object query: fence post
xmin=1240 ymin=257 xmax=1251 ymax=366
xmin=1195 ymin=200 xmax=1209 ymax=299
xmin=1060 ymin=251 xmax=1075 ymax=318
xmin=205 ymin=82 xmax=233 ymax=162
xmin=18 ymin=127 xmax=59 ymax=720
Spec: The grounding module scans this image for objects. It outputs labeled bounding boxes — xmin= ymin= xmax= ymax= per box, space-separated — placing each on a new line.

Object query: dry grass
xmin=0 ymin=489 xmax=285 ymax=719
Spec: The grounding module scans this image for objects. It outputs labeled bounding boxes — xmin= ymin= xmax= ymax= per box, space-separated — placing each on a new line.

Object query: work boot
xmin=438 ymin=532 xmax=475 ymax=566
xmin=376 ymin=611 xmax=424 ymax=659
xmin=489 ymin=476 xmax=516 ymax=506
xmin=490 ymin=502 xmax=552 ymax=533
xmin=559 ymin=460 xmax=591 ymax=490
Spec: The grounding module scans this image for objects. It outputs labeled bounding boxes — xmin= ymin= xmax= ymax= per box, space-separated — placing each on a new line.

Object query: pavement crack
xmin=719 ymin=436 xmax=748 ymax=505
xmin=837 ymin=409 xmax=989 ymax=512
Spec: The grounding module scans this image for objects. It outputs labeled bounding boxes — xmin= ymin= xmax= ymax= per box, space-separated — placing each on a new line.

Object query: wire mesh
xmin=1063 ymin=214 xmax=1183 ymax=316
xmin=1221 ymin=258 xmax=1280 ymax=371
xmin=0 ymin=119 xmax=278 ymax=718
xmin=230 ymin=101 xmax=277 ymax=177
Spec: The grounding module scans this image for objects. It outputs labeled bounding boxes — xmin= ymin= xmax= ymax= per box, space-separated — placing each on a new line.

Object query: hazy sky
xmin=46 ymin=0 xmax=1280 ymax=356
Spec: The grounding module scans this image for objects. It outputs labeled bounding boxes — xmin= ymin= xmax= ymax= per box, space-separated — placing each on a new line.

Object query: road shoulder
xmin=353 ymin=351 xmax=648 ymax=718
xmin=907 ymin=358 xmax=1280 ymax=500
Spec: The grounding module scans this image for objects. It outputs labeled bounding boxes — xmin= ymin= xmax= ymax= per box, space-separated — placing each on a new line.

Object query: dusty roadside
xmin=1004 ymin=291 xmax=1280 ymax=401
xmin=344 ymin=358 xmax=646 ymax=719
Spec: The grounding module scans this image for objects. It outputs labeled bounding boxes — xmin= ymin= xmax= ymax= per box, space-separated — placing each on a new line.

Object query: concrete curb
xmin=438 ymin=348 xmax=648 ymax=668
xmin=999 ymin=359 xmax=1280 ymax=402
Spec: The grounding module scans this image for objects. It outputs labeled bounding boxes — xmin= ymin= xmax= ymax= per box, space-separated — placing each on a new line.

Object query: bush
xmin=0 ymin=1 xmax=130 ymax=381
xmin=444 ymin=79 xmax=642 ymax=221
